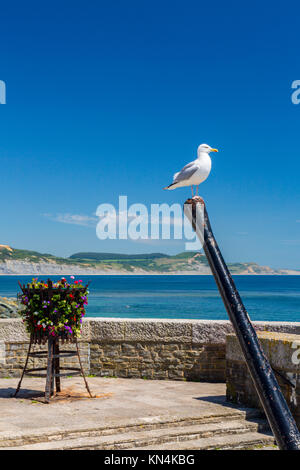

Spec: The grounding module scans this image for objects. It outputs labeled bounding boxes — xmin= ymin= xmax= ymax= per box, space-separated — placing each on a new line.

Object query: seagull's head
xmin=197 ymin=143 xmax=219 ymax=157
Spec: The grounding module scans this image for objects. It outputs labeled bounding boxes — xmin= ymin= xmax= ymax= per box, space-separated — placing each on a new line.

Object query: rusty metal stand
xmin=14 ymin=336 xmax=93 ymax=403
xmin=184 ymin=196 xmax=300 ymax=450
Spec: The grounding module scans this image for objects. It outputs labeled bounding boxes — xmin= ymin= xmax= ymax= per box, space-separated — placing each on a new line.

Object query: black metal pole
xmin=184 ymin=196 xmax=300 ymax=450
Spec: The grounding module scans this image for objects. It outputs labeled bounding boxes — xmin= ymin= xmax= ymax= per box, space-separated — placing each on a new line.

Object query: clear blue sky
xmin=0 ymin=0 xmax=300 ymax=269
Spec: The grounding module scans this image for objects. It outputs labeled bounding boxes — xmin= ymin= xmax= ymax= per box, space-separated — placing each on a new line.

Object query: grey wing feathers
xmin=173 ymin=162 xmax=198 ymax=183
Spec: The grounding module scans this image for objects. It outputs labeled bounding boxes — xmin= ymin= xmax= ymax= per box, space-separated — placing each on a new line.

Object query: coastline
xmin=1 ymin=248 xmax=299 ymax=276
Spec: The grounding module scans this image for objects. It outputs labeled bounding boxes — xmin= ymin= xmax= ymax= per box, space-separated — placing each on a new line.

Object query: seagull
xmin=164 ymin=143 xmax=218 ymax=196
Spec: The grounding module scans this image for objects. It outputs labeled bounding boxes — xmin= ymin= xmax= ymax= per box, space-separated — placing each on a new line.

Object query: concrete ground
xmin=0 ymin=377 xmax=278 ymax=450
xmin=0 ymin=376 xmax=246 ymax=435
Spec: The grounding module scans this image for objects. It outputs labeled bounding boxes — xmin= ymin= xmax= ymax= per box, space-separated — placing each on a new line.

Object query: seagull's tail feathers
xmin=164 ymin=171 xmax=181 ymax=190
xmin=163 ymin=182 xmax=178 ymax=190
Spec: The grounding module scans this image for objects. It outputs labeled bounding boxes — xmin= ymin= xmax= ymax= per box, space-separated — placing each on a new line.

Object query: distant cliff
xmin=0 ymin=245 xmax=299 ymax=275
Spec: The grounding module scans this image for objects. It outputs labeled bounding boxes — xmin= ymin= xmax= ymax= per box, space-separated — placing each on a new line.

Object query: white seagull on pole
xmin=164 ymin=143 xmax=218 ymax=196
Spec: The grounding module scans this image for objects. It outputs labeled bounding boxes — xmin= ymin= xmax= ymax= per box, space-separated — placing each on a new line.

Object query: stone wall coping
xmin=86 ymin=318 xmax=300 ymax=326
xmin=227 ymin=330 xmax=300 ymax=342
xmin=1 ymin=317 xmax=300 ymax=344
xmin=226 ymin=331 xmax=300 ymax=370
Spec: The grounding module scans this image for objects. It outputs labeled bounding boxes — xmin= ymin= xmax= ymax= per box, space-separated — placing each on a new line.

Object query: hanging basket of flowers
xmin=18 ymin=277 xmax=89 ymax=343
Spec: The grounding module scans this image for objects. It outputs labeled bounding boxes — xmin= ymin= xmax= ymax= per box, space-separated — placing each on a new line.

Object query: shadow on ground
xmin=194 ymin=394 xmax=265 ymax=418
xmin=0 ymin=385 xmax=111 ymax=403
xmin=0 ymin=387 xmax=44 ymax=399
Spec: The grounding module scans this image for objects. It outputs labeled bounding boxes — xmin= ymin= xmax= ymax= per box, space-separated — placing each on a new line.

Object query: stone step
xmin=0 ymin=418 xmax=271 ymax=450
xmin=251 ymin=445 xmax=278 ymax=450
xmin=0 ymin=408 xmax=263 ymax=448
xmin=134 ymin=431 xmax=275 ymax=451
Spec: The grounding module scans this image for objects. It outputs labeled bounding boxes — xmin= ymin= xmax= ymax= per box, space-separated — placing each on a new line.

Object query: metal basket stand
xmin=13 ymin=335 xmax=93 ymax=403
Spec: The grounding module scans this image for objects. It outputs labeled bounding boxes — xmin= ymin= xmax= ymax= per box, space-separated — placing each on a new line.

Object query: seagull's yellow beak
xmin=210 ymin=148 xmax=218 ymax=153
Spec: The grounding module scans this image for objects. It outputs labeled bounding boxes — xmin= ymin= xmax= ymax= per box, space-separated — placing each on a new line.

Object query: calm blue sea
xmin=0 ymin=275 xmax=299 ymax=322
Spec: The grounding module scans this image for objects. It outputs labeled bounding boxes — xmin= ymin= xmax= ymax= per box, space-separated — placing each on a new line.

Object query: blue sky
xmin=0 ymin=0 xmax=300 ymax=269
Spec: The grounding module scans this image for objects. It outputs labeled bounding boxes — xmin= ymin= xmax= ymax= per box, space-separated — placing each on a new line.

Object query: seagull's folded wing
xmin=173 ymin=162 xmax=198 ymax=183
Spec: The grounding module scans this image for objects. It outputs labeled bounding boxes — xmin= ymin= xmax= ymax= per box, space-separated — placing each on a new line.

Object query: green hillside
xmin=0 ymin=246 xmax=74 ymax=265
xmin=69 ymin=251 xmax=208 ymax=272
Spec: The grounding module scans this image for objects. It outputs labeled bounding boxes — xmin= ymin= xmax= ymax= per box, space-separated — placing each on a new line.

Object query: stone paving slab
xmin=0 ymin=377 xmax=257 ymax=438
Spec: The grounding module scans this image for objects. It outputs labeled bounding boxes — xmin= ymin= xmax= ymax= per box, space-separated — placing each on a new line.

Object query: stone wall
xmin=1 ymin=318 xmax=300 ymax=382
xmin=226 ymin=331 xmax=300 ymax=427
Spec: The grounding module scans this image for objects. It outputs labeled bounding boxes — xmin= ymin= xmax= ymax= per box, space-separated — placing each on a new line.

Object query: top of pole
xmin=184 ymin=196 xmax=205 ymax=206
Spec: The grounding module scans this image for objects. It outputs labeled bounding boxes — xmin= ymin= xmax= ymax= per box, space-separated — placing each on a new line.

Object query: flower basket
xmin=18 ymin=277 xmax=89 ymax=343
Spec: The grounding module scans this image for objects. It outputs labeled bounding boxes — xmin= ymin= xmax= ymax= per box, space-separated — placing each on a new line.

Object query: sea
xmin=1 ymin=275 xmax=300 ymax=322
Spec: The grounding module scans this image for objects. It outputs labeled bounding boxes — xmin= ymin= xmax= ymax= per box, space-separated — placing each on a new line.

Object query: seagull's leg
xmin=196 ymin=185 xmax=199 ymax=196
xmin=191 ymin=185 xmax=194 ymax=197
